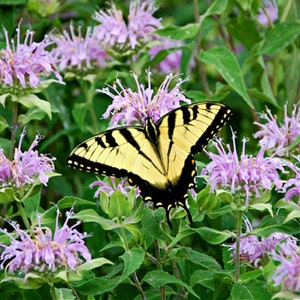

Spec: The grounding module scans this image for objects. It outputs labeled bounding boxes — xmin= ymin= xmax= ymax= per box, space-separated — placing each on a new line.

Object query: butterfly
xmin=67 ymin=102 xmax=232 ymax=228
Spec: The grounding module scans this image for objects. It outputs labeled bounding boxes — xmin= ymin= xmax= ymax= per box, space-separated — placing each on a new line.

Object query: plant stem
xmin=119 ymin=225 xmax=146 ymax=300
xmin=81 ymin=79 xmax=98 ymax=133
xmin=16 ymin=201 xmax=31 ymax=230
xmin=10 ymin=102 xmax=19 ymax=159
xmin=235 ymin=209 xmax=243 ymax=282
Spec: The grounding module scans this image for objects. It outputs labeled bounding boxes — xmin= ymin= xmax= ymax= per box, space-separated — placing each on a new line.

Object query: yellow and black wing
xmin=67 ymin=102 xmax=232 ymax=228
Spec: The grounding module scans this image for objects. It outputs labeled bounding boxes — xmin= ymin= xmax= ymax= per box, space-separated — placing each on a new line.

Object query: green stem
xmin=280 ymin=0 xmax=294 ymax=22
xmin=154 ymin=239 xmax=165 ymax=300
xmin=119 ymin=225 xmax=146 ymax=300
xmin=235 ymin=209 xmax=243 ymax=282
xmin=49 ymin=282 xmax=58 ymax=300
xmin=10 ymin=102 xmax=19 ymax=160
xmin=16 ymin=202 xmax=31 ymax=230
xmin=81 ymin=79 xmax=98 ymax=133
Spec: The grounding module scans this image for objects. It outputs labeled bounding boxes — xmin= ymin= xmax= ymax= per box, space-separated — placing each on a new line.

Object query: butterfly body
xmin=68 ymin=102 xmax=232 ymax=227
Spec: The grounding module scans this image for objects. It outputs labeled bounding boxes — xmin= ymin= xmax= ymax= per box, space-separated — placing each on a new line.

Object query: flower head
xmin=0 ymin=22 xmax=62 ymax=90
xmin=100 ymin=71 xmax=190 ymax=126
xmin=93 ymin=0 xmax=161 ymax=50
xmin=202 ymin=132 xmax=285 ymax=205
xmin=254 ymin=106 xmax=300 ymax=157
xmin=0 ymin=208 xmax=91 ymax=275
xmin=257 ymin=0 xmax=278 ymax=26
xmin=272 ymin=250 xmax=300 ymax=293
xmin=0 ymin=130 xmax=55 ymax=189
xmin=230 ymin=219 xmax=298 ymax=267
xmin=51 ymin=24 xmax=109 ymax=72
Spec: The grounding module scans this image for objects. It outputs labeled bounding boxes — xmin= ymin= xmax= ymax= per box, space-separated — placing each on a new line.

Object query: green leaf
xmin=0 ymin=187 xmax=15 ymax=204
xmin=249 ymin=203 xmax=273 ymax=217
xmin=193 ymin=227 xmax=234 ymax=244
xmin=155 ymin=23 xmax=200 ymax=40
xmin=108 ymin=191 xmax=133 ymax=218
xmin=74 ymin=209 xmax=120 ymax=230
xmin=231 ymin=283 xmax=254 ymax=300
xmin=72 ymin=102 xmax=90 ymax=131
xmin=190 ymin=270 xmax=215 ymax=290
xmin=169 ymin=247 xmax=222 ymax=271
xmin=142 ymin=270 xmax=200 ymax=299
xmin=0 ymin=93 xmax=14 ymax=107
xmin=272 ymin=291 xmax=300 ymax=300
xmin=201 ymin=0 xmax=228 ymax=19
xmin=199 ymin=46 xmax=253 ymax=108
xmin=258 ymin=22 xmax=300 ymax=56
xmin=18 ymin=106 xmax=46 ymax=125
xmin=120 ymin=248 xmax=145 ymax=282
xmin=54 ymin=288 xmax=75 ymax=300
xmin=57 ymin=196 xmax=96 ymax=209
xmin=18 ymin=94 xmax=51 ymax=119
xmin=0 ymin=115 xmax=8 ymax=133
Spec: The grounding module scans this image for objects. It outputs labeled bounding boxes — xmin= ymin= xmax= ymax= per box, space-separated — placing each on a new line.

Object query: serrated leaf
xmin=120 ymin=248 xmax=145 ymax=282
xmin=142 ymin=270 xmax=199 ymax=299
xmin=199 ymin=46 xmax=253 ymax=108
xmin=193 ymin=226 xmax=234 ymax=244
xmin=258 ymin=22 xmax=300 ymax=56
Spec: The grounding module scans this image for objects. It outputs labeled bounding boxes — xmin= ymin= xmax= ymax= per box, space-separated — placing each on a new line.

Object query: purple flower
xmin=93 ymin=0 xmax=161 ymax=50
xmin=90 ymin=177 xmax=139 ymax=198
xmin=99 ymin=70 xmax=190 ymax=126
xmin=51 ymin=24 xmax=110 ymax=72
xmin=231 ymin=219 xmax=298 ymax=267
xmin=202 ymin=132 xmax=285 ymax=205
xmin=272 ymin=250 xmax=300 ymax=292
xmin=149 ymin=37 xmax=195 ymax=74
xmin=0 ymin=150 xmax=12 ymax=186
xmin=0 ymin=22 xmax=62 ymax=89
xmin=0 ymin=130 xmax=55 ymax=189
xmin=257 ymin=0 xmax=278 ymax=26
xmin=254 ymin=105 xmax=300 ymax=156
xmin=0 ymin=208 xmax=91 ymax=275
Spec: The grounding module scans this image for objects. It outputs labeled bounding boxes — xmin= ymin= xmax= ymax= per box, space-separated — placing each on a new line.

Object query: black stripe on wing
xmin=190 ymin=103 xmax=232 ymax=154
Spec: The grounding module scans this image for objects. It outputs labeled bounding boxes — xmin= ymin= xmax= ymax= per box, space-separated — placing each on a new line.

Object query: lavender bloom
xmin=257 ymin=0 xmax=278 ymax=26
xmin=127 ymin=1 xmax=161 ymax=49
xmin=0 ymin=22 xmax=62 ymax=90
xmin=254 ymin=105 xmax=300 ymax=156
xmin=100 ymin=71 xmax=190 ymax=126
xmin=202 ymin=132 xmax=285 ymax=205
xmin=51 ymin=24 xmax=110 ymax=72
xmin=0 ymin=150 xmax=12 ymax=186
xmin=0 ymin=208 xmax=91 ymax=275
xmin=231 ymin=219 xmax=298 ymax=267
xmin=93 ymin=0 xmax=161 ymax=50
xmin=281 ymin=159 xmax=300 ymax=202
xmin=272 ymin=250 xmax=300 ymax=293
xmin=0 ymin=131 xmax=55 ymax=189
xmin=90 ymin=177 xmax=139 ymax=198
